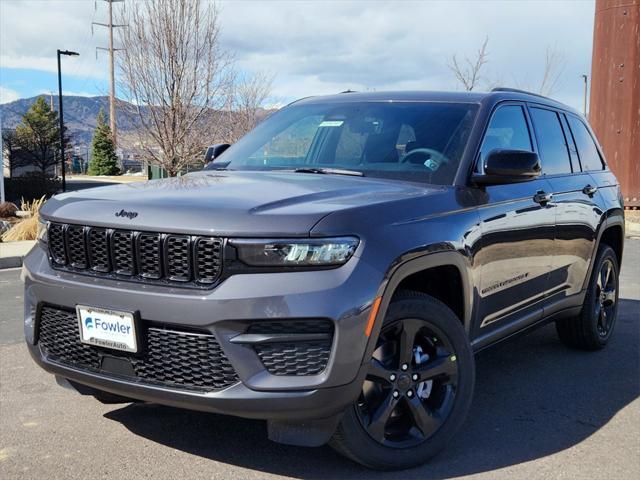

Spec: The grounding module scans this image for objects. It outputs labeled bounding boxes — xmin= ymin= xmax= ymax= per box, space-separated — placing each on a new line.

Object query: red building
xmin=589 ymin=0 xmax=640 ymax=207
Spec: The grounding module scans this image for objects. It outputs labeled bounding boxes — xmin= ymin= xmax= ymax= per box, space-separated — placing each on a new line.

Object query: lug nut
xmin=412 ymin=374 xmax=418 ymax=381
xmin=392 ymin=390 xmax=400 ymax=398
xmin=407 ymin=390 xmax=414 ymax=398
xmin=389 ymin=373 xmax=396 ymax=381
xmin=401 ymin=364 xmax=408 ymax=371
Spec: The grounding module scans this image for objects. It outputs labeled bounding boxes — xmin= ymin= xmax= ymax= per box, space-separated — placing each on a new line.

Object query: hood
xmin=41 ymin=171 xmax=446 ymax=236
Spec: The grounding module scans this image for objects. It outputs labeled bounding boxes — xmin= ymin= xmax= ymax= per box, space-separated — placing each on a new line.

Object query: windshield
xmin=206 ymin=101 xmax=478 ymax=185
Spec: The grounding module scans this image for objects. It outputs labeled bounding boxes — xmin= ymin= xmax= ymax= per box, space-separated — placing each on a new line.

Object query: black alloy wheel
xmin=330 ymin=291 xmax=474 ymax=470
xmin=556 ymin=244 xmax=620 ymax=350
xmin=594 ymin=257 xmax=617 ymax=338
xmin=357 ymin=318 xmax=458 ymax=447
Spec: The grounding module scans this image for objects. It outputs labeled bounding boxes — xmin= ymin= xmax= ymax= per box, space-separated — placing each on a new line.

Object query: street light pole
xmin=582 ymin=74 xmax=589 ymax=117
xmin=56 ymin=49 xmax=79 ymax=192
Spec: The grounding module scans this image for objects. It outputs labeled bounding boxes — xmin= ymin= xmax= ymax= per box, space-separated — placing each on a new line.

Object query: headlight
xmin=37 ymin=219 xmax=48 ymax=244
xmin=230 ymin=237 xmax=359 ymax=267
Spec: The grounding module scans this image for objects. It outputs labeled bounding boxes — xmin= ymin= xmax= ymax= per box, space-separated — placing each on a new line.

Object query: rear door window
xmin=529 ymin=107 xmax=572 ymax=175
xmin=479 ymin=105 xmax=533 ymax=168
xmin=566 ymin=115 xmax=605 ymax=171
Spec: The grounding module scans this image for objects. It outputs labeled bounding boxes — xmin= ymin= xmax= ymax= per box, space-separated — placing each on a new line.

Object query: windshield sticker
xmin=318 ymin=120 xmax=344 ymax=128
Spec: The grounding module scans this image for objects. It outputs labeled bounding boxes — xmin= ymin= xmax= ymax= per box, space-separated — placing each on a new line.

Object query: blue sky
xmin=0 ymin=67 xmax=108 ymax=100
xmin=1 ymin=0 xmax=596 ymax=111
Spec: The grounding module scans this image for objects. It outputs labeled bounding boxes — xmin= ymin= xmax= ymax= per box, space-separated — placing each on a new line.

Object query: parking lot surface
xmin=1 ymin=240 xmax=639 ymax=479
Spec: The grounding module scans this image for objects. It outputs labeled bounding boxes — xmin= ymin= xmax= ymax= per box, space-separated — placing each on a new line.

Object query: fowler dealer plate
xmin=76 ymin=305 xmax=138 ymax=353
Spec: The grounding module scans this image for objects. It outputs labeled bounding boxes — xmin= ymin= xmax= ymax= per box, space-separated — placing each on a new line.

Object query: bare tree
xmin=225 ymin=72 xmax=274 ymax=143
xmin=448 ymin=36 xmax=489 ymax=91
xmin=117 ymin=0 xmax=235 ymax=176
xmin=537 ymin=46 xmax=566 ymax=96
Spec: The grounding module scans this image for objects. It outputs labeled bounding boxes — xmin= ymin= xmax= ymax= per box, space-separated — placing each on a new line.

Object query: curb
xmin=0 ymin=240 xmax=36 ymax=270
xmin=0 ymin=256 xmax=24 ymax=269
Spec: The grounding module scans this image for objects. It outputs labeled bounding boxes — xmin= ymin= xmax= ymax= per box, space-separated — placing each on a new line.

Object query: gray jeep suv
xmin=24 ymin=89 xmax=624 ymax=470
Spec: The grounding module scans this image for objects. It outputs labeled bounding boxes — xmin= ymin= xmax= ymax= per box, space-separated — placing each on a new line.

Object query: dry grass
xmin=1 ymin=197 xmax=46 ymax=242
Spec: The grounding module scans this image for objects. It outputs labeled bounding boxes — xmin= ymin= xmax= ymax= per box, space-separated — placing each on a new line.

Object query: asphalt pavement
xmin=1 ymin=240 xmax=638 ymax=479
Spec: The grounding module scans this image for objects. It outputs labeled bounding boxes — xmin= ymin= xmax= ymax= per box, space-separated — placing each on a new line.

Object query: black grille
xmin=37 ymin=306 xmax=238 ymax=392
xmin=255 ymin=342 xmax=331 ymax=376
xmin=66 ymin=225 xmax=88 ymax=268
xmin=47 ymin=222 xmax=223 ymax=288
xmin=138 ymin=233 xmax=162 ymax=279
xmin=165 ymin=235 xmax=191 ymax=281
xmin=88 ymin=228 xmax=110 ymax=272
xmin=48 ymin=223 xmax=67 ymax=265
xmin=249 ymin=320 xmax=333 ymax=376
xmin=111 ymin=231 xmax=135 ymax=275
xmin=195 ymin=238 xmax=223 ymax=284
xmin=249 ymin=320 xmax=333 ymax=335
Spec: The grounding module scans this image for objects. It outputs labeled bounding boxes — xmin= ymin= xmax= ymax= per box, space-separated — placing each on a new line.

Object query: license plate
xmin=77 ymin=305 xmax=138 ymax=353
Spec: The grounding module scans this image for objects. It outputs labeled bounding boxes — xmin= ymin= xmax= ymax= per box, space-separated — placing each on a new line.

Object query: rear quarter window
xmin=566 ymin=115 xmax=605 ymax=171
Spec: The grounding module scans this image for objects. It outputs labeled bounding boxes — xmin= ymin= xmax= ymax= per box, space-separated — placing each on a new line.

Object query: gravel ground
xmin=1 ymin=240 xmax=638 ymax=480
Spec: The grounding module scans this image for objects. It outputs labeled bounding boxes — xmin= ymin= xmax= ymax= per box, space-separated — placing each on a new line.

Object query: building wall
xmin=589 ymin=0 xmax=640 ymax=206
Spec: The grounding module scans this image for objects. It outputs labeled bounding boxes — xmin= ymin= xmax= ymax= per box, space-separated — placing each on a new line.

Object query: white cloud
xmin=0 ymin=86 xmax=20 ymax=104
xmin=0 ymin=0 xmax=109 ymax=80
xmin=0 ymin=0 xmax=596 ymax=110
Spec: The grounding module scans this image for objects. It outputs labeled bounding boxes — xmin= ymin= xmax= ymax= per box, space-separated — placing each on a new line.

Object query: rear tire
xmin=555 ymin=244 xmax=619 ymax=350
xmin=330 ymin=290 xmax=474 ymax=470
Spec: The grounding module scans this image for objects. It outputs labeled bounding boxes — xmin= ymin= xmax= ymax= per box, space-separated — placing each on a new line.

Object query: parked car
xmin=24 ymin=89 xmax=624 ymax=470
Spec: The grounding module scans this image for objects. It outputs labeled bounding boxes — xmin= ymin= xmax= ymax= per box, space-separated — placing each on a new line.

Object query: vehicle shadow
xmin=104 ymin=298 xmax=640 ymax=479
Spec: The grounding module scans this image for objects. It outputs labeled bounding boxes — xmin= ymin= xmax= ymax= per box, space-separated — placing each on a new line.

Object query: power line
xmin=92 ymin=0 xmax=125 ymax=148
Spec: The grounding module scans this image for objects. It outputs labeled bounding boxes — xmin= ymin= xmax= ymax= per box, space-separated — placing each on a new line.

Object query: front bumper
xmin=23 ymin=244 xmax=381 ymax=420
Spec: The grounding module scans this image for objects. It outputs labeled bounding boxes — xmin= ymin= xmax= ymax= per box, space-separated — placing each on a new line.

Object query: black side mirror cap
xmin=472 ymin=149 xmax=541 ymax=185
xmin=204 ymin=143 xmax=231 ymax=163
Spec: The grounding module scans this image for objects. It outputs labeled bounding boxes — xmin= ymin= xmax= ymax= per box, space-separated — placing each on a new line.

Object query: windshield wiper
xmin=292 ymin=167 xmax=364 ymax=177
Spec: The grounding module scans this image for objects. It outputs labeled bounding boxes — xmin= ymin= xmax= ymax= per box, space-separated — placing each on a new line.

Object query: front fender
xmin=360 ymin=247 xmax=474 ymax=367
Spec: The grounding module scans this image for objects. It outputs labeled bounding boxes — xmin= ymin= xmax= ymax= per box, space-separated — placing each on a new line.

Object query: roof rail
xmin=490 ymin=87 xmax=551 ymax=100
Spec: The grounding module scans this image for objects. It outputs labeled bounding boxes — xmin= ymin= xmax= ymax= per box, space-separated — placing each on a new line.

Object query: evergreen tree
xmin=88 ymin=108 xmax=120 ymax=175
xmin=15 ymin=96 xmax=62 ymax=176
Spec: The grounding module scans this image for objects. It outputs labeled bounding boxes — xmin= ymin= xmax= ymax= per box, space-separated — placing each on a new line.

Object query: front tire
xmin=330 ymin=291 xmax=474 ymax=470
xmin=556 ymin=244 xmax=620 ymax=350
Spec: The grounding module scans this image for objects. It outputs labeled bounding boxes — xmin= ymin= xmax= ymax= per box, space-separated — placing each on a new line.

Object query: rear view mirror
xmin=204 ymin=143 xmax=231 ymax=163
xmin=473 ymin=149 xmax=541 ymax=185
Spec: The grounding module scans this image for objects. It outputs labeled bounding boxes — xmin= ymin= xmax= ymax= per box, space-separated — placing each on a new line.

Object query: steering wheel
xmin=400 ymin=148 xmax=450 ymax=172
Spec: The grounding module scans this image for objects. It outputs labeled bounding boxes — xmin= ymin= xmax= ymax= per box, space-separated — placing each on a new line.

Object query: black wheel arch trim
xmin=361 ymin=246 xmax=474 ymax=367
xmin=582 ymin=210 xmax=625 ymax=291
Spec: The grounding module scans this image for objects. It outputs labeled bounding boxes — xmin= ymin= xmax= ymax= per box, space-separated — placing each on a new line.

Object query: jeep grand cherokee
xmin=23 ymin=89 xmax=624 ymax=470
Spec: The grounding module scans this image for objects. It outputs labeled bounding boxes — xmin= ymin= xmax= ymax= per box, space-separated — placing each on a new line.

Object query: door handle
xmin=582 ymin=184 xmax=598 ymax=196
xmin=533 ymin=191 xmax=553 ymax=204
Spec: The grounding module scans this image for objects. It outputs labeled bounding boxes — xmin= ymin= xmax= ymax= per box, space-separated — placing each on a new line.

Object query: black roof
xmin=295 ymin=89 xmax=580 ymax=116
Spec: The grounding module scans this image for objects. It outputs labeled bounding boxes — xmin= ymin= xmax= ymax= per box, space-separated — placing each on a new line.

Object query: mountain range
xmin=0 ymin=95 xmax=139 ymax=146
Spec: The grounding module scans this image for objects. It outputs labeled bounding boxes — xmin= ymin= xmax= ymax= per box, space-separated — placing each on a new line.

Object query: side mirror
xmin=204 ymin=143 xmax=231 ymax=163
xmin=472 ymin=149 xmax=541 ymax=185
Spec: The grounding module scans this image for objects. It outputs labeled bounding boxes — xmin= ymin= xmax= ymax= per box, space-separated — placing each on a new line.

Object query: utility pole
xmin=581 ymin=74 xmax=588 ymax=116
xmin=93 ymin=0 xmax=125 ymax=148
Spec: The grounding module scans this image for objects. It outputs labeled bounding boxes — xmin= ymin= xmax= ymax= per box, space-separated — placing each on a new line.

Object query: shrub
xmin=4 ymin=172 xmax=61 ymax=203
xmin=1 ymin=197 xmax=46 ymax=242
xmin=0 ymin=202 xmax=18 ymax=218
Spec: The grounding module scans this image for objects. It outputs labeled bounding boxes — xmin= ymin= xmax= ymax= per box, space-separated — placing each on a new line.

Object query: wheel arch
xmin=582 ymin=212 xmax=625 ymax=291
xmin=361 ymin=248 xmax=474 ymax=366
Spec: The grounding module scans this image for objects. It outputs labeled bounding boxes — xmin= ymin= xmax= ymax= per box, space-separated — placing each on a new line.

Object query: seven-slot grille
xmin=47 ymin=222 xmax=223 ymax=288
